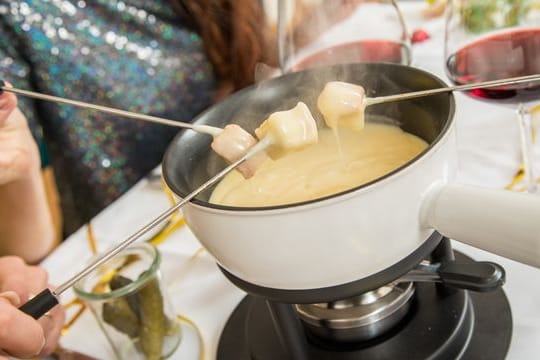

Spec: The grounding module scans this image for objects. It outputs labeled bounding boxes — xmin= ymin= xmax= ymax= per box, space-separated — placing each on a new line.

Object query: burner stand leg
xmin=431 ymin=237 xmax=457 ymax=295
xmin=431 ymin=237 xmax=455 ymax=263
xmin=265 ymin=300 xmax=309 ymax=360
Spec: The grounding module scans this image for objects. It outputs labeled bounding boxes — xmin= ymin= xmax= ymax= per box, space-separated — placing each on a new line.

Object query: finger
xmin=0 ymin=82 xmax=17 ymax=126
xmin=0 ymin=298 xmax=45 ymax=358
xmin=25 ymin=266 xmax=49 ymax=295
xmin=0 ymin=257 xmax=49 ymax=303
xmin=0 ymin=256 xmax=33 ymax=301
xmin=0 ymin=270 xmax=47 ymax=303
xmin=38 ymin=303 xmax=65 ymax=356
xmin=0 ymin=291 xmax=21 ymax=306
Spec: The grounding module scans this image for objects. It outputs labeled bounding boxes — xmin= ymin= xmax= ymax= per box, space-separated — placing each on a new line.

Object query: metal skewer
xmin=3 ymin=74 xmax=539 ymax=135
xmin=364 ymin=73 xmax=540 ymax=106
xmin=18 ymin=139 xmax=270 ymax=319
xmin=0 ymin=80 xmax=222 ymax=136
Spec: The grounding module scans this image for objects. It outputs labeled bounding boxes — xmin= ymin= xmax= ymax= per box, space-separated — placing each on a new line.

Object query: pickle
xmin=101 ymin=272 xmax=168 ymax=359
xmin=102 ymin=275 xmax=140 ymax=339
xmin=102 ymin=298 xmax=140 ymax=338
xmin=110 ymin=274 xmax=140 ymax=317
xmin=138 ymin=273 xmax=166 ymax=360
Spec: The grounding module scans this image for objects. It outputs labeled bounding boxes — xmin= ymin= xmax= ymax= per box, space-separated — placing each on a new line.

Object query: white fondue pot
xmin=163 ymin=63 xmax=540 ymax=291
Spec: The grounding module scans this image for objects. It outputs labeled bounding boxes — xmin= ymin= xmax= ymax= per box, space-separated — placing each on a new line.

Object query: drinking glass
xmin=277 ymin=0 xmax=411 ymax=73
xmin=74 ymin=243 xmax=182 ymax=359
xmin=445 ymin=0 xmax=540 ymax=193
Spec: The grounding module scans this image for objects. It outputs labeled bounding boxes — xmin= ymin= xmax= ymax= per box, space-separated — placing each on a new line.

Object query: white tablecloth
xmin=42 ymin=2 xmax=540 ymax=359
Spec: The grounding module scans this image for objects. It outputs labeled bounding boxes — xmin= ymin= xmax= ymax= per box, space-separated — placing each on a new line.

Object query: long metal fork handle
xmin=365 ymin=73 xmax=540 ymax=106
xmin=19 ymin=139 xmax=269 ymax=319
xmin=0 ymin=80 xmax=222 ymax=136
xmin=55 ymin=139 xmax=269 ymax=295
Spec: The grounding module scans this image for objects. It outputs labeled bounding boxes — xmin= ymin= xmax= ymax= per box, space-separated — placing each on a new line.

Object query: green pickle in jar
xmin=102 ymin=273 xmax=178 ymax=359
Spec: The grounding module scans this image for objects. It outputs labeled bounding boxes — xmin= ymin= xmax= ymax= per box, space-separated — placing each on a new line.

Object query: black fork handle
xmin=19 ymin=288 xmax=59 ymax=319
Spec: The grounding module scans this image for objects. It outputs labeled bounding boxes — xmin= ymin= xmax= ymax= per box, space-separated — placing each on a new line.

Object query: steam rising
xmin=167 ymin=63 xmax=451 ymax=200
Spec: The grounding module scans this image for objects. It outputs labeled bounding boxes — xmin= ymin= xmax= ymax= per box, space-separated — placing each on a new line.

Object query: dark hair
xmin=170 ymin=0 xmax=275 ymax=92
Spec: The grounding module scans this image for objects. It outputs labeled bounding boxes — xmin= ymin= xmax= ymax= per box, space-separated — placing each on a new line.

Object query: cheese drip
xmin=210 ymin=123 xmax=428 ymax=207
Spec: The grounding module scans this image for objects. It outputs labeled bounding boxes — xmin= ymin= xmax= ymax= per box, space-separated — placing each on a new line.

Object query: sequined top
xmin=0 ymin=0 xmax=216 ymax=234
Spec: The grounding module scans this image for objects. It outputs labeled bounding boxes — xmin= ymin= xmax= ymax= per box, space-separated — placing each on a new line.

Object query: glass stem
xmin=517 ymin=104 xmax=537 ymax=193
xmin=277 ymin=0 xmax=288 ymax=73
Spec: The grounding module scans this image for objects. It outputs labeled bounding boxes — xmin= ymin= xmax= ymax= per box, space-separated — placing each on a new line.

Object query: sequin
xmin=0 ymin=0 xmax=216 ymax=234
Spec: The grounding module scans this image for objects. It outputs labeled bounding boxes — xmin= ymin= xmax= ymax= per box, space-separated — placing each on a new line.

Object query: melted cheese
xmin=210 ymin=123 xmax=428 ymax=207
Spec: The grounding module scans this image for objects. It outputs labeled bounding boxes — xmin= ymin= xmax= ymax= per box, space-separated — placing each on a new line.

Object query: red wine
xmin=446 ymin=28 xmax=540 ymax=103
xmin=292 ymin=40 xmax=410 ymax=71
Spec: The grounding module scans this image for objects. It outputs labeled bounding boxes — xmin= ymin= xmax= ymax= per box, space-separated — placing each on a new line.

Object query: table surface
xmin=42 ymin=3 xmax=540 ymax=359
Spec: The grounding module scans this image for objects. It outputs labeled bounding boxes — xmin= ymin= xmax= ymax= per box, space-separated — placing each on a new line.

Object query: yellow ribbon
xmin=177 ymin=314 xmax=207 ymax=360
xmin=505 ymin=104 xmax=540 ymax=192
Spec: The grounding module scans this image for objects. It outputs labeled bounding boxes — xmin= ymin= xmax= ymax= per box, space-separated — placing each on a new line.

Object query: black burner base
xmin=217 ymin=253 xmax=512 ymax=360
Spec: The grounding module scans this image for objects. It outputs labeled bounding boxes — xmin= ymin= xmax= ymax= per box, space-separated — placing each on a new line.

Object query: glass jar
xmin=74 ymin=243 xmax=182 ymax=359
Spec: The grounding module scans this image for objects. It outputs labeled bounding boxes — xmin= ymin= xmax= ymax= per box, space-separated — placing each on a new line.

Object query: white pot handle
xmin=421 ymin=183 xmax=540 ymax=268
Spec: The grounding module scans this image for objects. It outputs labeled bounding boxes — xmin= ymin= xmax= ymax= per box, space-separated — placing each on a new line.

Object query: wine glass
xmin=445 ymin=0 xmax=540 ymax=193
xmin=277 ymin=0 xmax=411 ymax=73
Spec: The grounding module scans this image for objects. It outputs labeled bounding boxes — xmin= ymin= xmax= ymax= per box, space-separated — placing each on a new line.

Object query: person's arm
xmin=0 ymin=91 xmax=55 ymax=263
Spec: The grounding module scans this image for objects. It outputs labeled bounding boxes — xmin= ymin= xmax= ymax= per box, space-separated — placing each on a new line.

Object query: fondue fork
xmin=18 ymin=139 xmax=270 ymax=319
xmin=4 ymin=74 xmax=538 ymax=134
xmin=0 ymin=80 xmax=222 ymax=136
xmin=363 ymin=73 xmax=540 ymax=106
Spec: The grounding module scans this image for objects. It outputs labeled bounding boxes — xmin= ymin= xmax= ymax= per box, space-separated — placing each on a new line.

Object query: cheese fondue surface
xmin=209 ymin=123 xmax=428 ymax=207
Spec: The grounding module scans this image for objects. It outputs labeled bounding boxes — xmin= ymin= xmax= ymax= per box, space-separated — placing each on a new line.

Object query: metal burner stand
xmin=217 ymin=237 xmax=513 ymax=360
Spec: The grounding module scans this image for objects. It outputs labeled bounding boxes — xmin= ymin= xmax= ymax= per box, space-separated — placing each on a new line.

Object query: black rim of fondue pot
xmin=162 ymin=62 xmax=455 ymax=210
